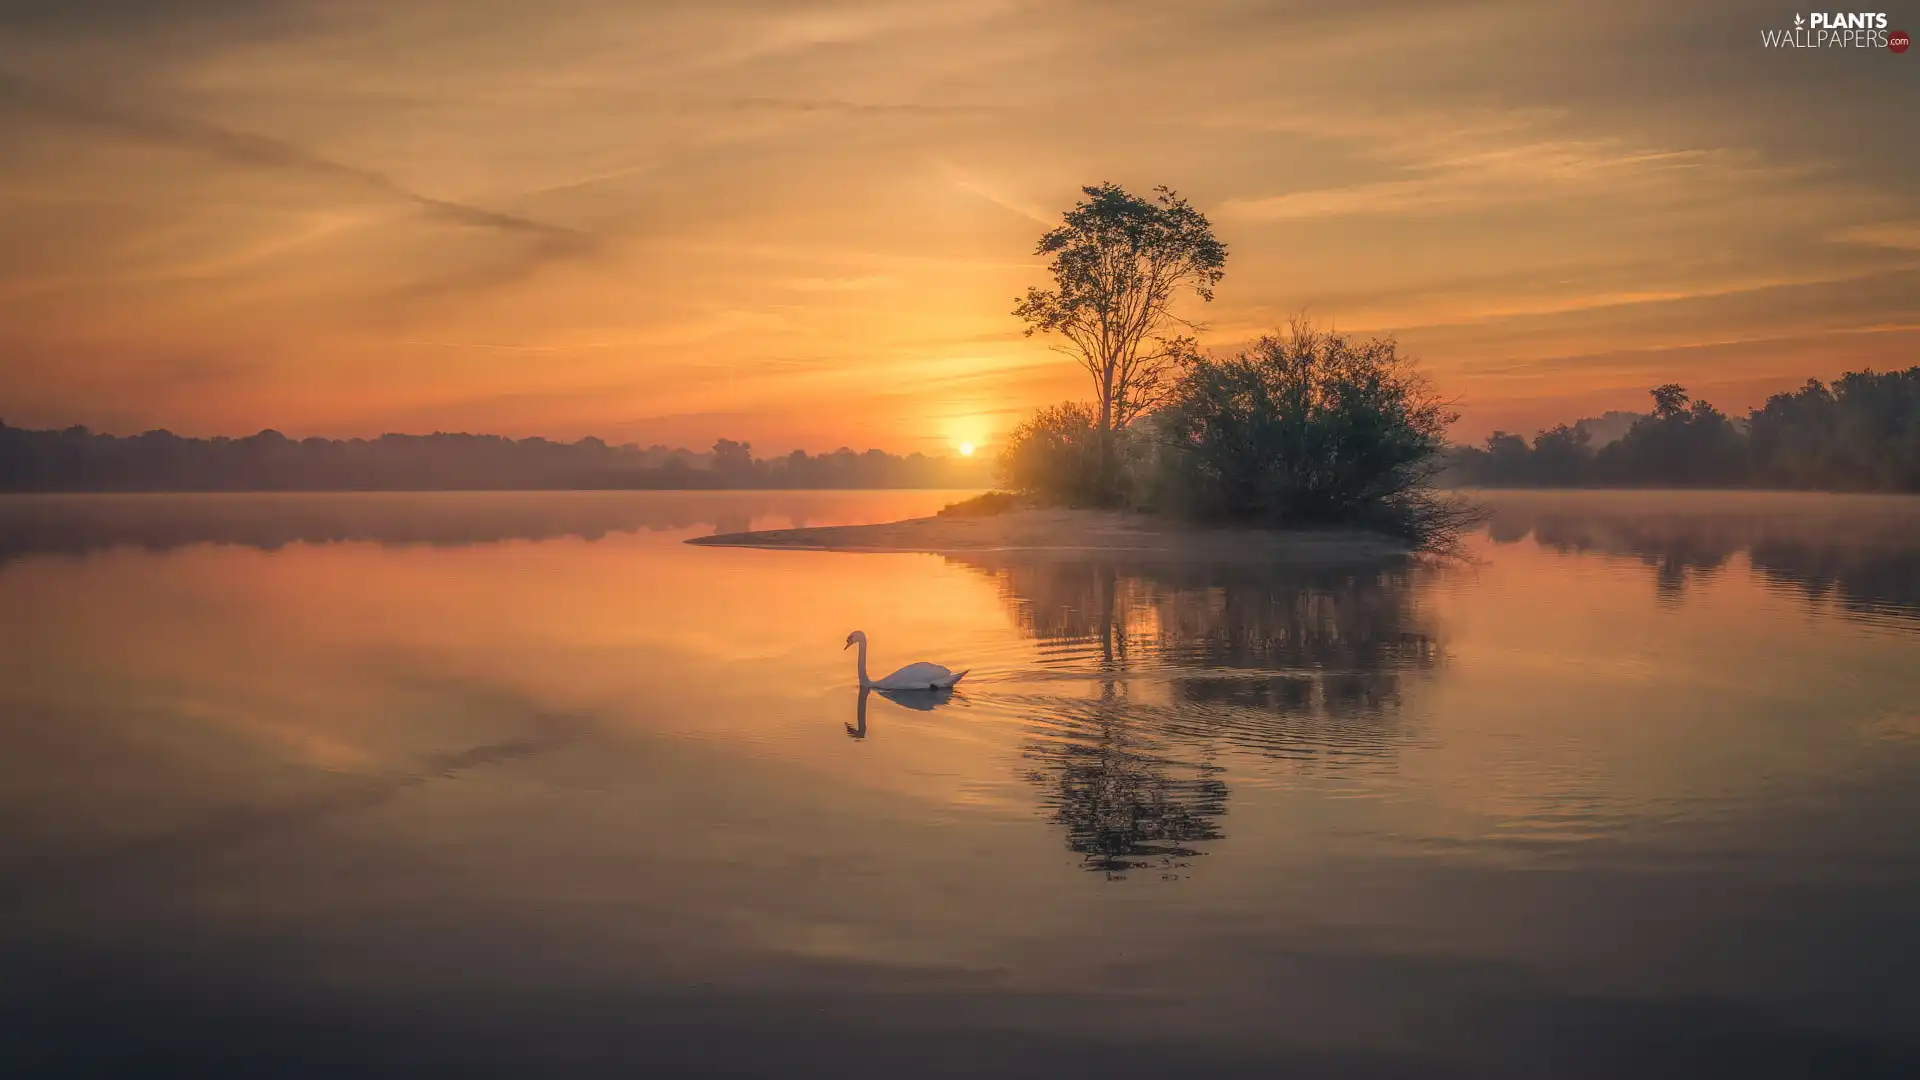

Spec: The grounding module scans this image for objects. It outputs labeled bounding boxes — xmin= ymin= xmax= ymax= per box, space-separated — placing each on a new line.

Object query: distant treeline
xmin=0 ymin=425 xmax=991 ymax=492
xmin=1448 ymin=367 xmax=1920 ymax=491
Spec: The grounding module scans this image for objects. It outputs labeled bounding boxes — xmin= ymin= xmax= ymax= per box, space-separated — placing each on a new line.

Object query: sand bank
xmin=686 ymin=508 xmax=1408 ymax=562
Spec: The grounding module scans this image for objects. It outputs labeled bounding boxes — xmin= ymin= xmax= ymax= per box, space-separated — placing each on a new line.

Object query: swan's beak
xmin=842 ymin=640 xmax=853 ymax=650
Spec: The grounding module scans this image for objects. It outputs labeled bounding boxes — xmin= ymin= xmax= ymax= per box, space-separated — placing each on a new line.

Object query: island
xmin=686 ymin=507 xmax=1410 ymax=562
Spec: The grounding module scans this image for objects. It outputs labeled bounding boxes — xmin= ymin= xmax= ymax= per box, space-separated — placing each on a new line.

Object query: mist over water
xmin=3 ymin=490 xmax=1917 ymax=1077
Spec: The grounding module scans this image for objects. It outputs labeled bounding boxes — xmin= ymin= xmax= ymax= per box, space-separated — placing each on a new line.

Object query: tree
xmin=1158 ymin=321 xmax=1474 ymax=544
xmin=710 ymin=438 xmax=753 ymax=477
xmin=1529 ymin=422 xmax=1593 ymax=484
xmin=1014 ymin=183 xmax=1227 ymax=502
xmin=1749 ymin=369 xmax=1920 ymax=490
xmin=1650 ymin=383 xmax=1691 ymax=420
xmin=1595 ymin=385 xmax=1746 ymax=486
xmin=1443 ymin=368 xmax=1920 ymax=492
xmin=1480 ymin=431 xmax=1531 ymax=484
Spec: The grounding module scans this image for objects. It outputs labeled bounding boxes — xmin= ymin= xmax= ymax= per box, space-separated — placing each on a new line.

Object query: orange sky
xmin=0 ymin=1 xmax=1914 ymax=452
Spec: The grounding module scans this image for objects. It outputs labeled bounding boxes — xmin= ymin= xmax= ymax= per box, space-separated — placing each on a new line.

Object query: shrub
xmin=1157 ymin=322 xmax=1476 ymax=545
xmin=997 ymin=402 xmax=1105 ymax=506
xmin=938 ymin=491 xmax=1030 ymax=518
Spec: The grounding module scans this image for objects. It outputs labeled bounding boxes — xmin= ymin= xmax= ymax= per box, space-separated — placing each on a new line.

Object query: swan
xmin=844 ymin=630 xmax=968 ymax=691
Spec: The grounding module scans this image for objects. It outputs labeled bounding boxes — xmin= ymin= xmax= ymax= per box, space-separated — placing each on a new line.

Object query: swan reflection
xmin=846 ymin=685 xmax=961 ymax=739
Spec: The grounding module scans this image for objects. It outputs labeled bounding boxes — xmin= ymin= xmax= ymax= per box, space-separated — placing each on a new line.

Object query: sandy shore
xmin=686 ymin=507 xmax=1409 ymax=561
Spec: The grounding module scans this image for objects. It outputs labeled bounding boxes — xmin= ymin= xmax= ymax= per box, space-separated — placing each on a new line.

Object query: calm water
xmin=3 ymin=489 xmax=1918 ymax=1078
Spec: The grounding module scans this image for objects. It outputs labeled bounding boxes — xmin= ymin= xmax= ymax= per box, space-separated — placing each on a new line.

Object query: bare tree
xmin=1014 ymin=183 xmax=1227 ymax=500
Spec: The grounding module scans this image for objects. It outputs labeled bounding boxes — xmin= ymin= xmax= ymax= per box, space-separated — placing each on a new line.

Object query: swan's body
xmin=844 ymin=630 xmax=968 ymax=691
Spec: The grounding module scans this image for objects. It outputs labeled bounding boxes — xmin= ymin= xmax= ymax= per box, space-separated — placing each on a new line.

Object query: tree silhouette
xmin=710 ymin=438 xmax=753 ymax=477
xmin=1447 ymin=366 xmax=1920 ymax=491
xmin=1650 ymin=384 xmax=1691 ymax=420
xmin=0 ymin=422 xmax=990 ymax=492
xmin=1013 ymin=183 xmax=1227 ymax=502
xmin=1154 ymin=321 xmax=1469 ymax=543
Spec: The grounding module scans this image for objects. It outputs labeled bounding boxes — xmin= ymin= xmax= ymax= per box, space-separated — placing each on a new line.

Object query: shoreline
xmin=686 ymin=507 xmax=1411 ymax=561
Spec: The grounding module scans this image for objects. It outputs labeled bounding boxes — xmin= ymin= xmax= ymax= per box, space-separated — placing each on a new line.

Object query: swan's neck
xmin=855 ymin=639 xmax=871 ymax=687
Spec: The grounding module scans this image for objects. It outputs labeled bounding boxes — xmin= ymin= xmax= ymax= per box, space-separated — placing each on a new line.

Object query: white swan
xmin=844 ymin=630 xmax=968 ymax=691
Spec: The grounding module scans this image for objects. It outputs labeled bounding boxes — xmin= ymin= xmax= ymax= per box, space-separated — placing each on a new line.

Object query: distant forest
xmin=0 ymin=425 xmax=991 ymax=492
xmin=1448 ymin=367 xmax=1920 ymax=491
xmin=8 ymin=363 xmax=1915 ymax=494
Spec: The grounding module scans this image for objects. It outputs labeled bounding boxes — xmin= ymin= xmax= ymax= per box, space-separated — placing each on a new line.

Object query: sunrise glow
xmin=0 ymin=4 xmax=1912 ymax=451
xmin=3 ymin=7 xmax=1916 ymax=1076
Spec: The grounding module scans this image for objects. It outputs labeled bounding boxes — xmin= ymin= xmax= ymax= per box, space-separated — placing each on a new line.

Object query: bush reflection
xmin=950 ymin=552 xmax=1439 ymax=878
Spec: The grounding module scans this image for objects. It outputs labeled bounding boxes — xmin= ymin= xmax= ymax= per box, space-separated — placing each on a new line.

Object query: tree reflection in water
xmin=1023 ymin=672 xmax=1229 ymax=879
xmin=947 ymin=552 xmax=1440 ymax=879
xmin=1479 ymin=493 xmax=1920 ymax=624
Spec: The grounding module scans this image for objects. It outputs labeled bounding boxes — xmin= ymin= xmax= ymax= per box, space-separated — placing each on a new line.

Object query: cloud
xmin=784 ymin=275 xmax=900 ymax=292
xmin=0 ymin=0 xmax=1913 ymax=448
xmin=1833 ymin=222 xmax=1920 ymax=252
xmin=0 ymin=70 xmax=587 ymax=248
xmin=714 ymin=95 xmax=992 ymax=117
xmin=0 ymin=0 xmax=307 ymax=43
xmin=1220 ymin=137 xmax=1716 ymax=222
xmin=939 ymin=166 xmax=1054 ymax=226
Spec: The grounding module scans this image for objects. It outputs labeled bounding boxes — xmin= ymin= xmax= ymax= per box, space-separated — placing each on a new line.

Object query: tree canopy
xmin=1013 ymin=183 xmax=1227 ymax=500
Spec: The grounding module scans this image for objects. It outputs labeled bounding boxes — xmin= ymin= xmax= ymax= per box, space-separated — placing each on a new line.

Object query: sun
xmin=958 ymin=441 xmax=976 ymax=457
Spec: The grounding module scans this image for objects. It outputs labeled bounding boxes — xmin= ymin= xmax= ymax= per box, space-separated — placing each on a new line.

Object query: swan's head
xmin=843 ymin=630 xmax=867 ymax=651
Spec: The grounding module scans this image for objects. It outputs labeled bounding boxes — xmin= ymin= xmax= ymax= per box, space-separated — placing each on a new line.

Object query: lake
xmin=3 ymin=489 xmax=1917 ymax=1078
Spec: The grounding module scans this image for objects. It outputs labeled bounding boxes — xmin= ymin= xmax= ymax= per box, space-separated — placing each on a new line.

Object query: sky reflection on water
xmin=2 ymin=490 xmax=1917 ymax=1077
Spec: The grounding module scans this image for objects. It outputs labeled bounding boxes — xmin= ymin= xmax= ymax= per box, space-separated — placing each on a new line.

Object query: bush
xmin=997 ymin=402 xmax=1105 ymax=506
xmin=1157 ymin=322 xmax=1476 ymax=545
xmin=938 ymin=491 xmax=1031 ymax=517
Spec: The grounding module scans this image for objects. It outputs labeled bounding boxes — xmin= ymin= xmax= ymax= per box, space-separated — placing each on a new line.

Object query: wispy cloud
xmin=1833 ymin=221 xmax=1920 ymax=251
xmin=1221 ymin=136 xmax=1717 ymax=222
xmin=0 ymin=70 xmax=588 ymax=247
xmin=713 ymin=95 xmax=993 ymax=118
xmin=784 ymin=275 xmax=900 ymax=292
xmin=938 ymin=164 xmax=1054 ymax=226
